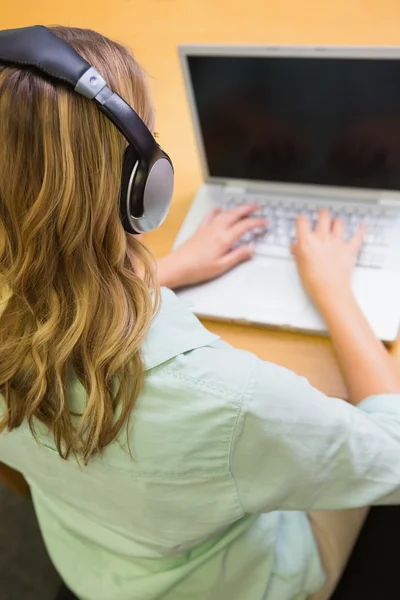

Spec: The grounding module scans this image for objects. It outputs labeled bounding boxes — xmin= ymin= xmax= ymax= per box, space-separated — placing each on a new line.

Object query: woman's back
xmin=4 ymin=288 xmax=400 ymax=600
xmin=0 ymin=289 xmax=322 ymax=600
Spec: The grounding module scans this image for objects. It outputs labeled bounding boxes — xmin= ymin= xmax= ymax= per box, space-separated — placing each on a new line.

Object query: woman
xmin=1 ymin=26 xmax=400 ymax=600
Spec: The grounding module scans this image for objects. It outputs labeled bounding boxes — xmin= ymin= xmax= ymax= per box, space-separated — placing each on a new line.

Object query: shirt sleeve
xmin=230 ymin=355 xmax=400 ymax=513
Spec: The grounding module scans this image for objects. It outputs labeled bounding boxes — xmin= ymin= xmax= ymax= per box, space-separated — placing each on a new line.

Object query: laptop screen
xmin=186 ymin=53 xmax=400 ymax=191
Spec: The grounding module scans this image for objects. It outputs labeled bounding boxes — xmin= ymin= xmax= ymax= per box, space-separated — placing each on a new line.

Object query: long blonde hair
xmin=0 ymin=26 xmax=159 ymax=463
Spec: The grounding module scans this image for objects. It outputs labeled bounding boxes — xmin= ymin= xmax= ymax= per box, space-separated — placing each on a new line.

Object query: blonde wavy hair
xmin=0 ymin=26 xmax=159 ymax=463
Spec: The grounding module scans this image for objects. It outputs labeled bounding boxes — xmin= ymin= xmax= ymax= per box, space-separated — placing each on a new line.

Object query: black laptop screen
xmin=186 ymin=53 xmax=400 ymax=191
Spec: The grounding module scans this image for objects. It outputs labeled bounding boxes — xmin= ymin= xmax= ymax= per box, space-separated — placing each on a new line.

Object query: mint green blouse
xmin=2 ymin=288 xmax=400 ymax=600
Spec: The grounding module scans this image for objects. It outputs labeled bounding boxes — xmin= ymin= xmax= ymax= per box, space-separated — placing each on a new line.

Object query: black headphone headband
xmin=0 ymin=25 xmax=174 ymax=234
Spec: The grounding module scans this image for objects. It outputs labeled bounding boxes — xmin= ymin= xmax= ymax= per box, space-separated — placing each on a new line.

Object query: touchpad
xmin=243 ymin=258 xmax=309 ymax=315
xmin=176 ymin=257 xmax=310 ymax=321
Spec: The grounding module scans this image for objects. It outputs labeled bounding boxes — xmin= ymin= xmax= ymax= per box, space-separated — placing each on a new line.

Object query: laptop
xmin=174 ymin=45 xmax=400 ymax=341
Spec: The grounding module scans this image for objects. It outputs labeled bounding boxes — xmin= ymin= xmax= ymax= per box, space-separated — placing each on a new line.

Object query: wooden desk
xmin=2 ymin=1 xmax=400 ymax=496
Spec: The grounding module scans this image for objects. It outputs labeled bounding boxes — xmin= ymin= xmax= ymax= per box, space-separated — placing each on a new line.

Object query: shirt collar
xmin=142 ymin=288 xmax=218 ymax=370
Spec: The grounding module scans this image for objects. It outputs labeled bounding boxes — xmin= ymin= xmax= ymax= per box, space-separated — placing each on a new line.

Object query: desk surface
xmin=5 ymin=0 xmax=400 ymax=401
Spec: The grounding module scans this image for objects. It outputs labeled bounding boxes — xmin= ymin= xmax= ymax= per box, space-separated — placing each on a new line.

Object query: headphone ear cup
xmin=119 ymin=144 xmax=174 ymax=234
xmin=120 ymin=145 xmax=145 ymax=233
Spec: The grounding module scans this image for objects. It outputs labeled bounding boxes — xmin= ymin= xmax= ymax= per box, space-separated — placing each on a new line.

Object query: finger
xmin=227 ymin=218 xmax=268 ymax=245
xmin=295 ymin=215 xmax=311 ymax=244
xmin=198 ymin=207 xmax=221 ymax=229
xmin=315 ymin=209 xmax=332 ymax=235
xmin=332 ymin=218 xmax=345 ymax=238
xmin=219 ymin=203 xmax=261 ymax=226
xmin=349 ymin=223 xmax=366 ymax=253
xmin=217 ymin=244 xmax=254 ymax=273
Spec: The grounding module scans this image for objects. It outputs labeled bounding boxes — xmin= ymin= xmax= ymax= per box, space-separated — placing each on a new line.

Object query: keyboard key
xmin=365 ymin=233 xmax=375 ymax=244
xmin=267 ymin=233 xmax=276 ymax=245
xmin=371 ymin=254 xmax=385 ymax=268
xmin=241 ymin=232 xmax=253 ymax=243
xmin=252 ymin=227 xmax=267 ymax=236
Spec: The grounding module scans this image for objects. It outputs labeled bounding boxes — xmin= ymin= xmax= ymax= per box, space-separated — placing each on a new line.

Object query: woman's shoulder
xmin=143 ymin=288 xmax=264 ymax=396
xmin=142 ymin=288 xmax=306 ymax=420
xmin=135 ymin=291 xmax=308 ymax=477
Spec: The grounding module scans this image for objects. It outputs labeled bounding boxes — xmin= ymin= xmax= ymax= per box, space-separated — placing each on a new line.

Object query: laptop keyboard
xmin=223 ymin=194 xmax=400 ymax=270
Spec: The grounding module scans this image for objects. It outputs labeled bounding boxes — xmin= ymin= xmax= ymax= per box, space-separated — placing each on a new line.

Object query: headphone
xmin=0 ymin=25 xmax=174 ymax=234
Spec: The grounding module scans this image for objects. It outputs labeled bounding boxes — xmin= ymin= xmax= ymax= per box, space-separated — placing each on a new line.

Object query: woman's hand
xmin=157 ymin=204 xmax=267 ymax=289
xmin=292 ymin=208 xmax=400 ymax=404
xmin=292 ymin=209 xmax=365 ymax=308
